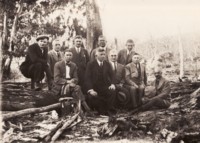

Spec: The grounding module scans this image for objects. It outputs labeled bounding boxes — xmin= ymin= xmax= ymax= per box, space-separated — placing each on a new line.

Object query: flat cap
xmin=36 ymin=35 xmax=49 ymax=41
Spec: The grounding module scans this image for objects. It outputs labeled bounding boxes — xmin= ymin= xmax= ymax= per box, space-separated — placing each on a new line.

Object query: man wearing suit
xmin=48 ymin=39 xmax=63 ymax=79
xmin=20 ymin=35 xmax=53 ymax=90
xmin=130 ymin=68 xmax=171 ymax=114
xmin=125 ymin=53 xmax=147 ymax=109
xmin=69 ymin=35 xmax=89 ymax=90
xmin=85 ymin=49 xmax=116 ymax=115
xmin=109 ymin=49 xmax=130 ymax=108
xmin=53 ymin=50 xmax=91 ymax=112
xmin=90 ymin=35 xmax=111 ymax=61
xmin=117 ymin=39 xmax=138 ymax=65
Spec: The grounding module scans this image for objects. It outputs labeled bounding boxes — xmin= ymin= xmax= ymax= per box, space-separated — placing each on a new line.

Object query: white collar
xmin=97 ymin=59 xmax=103 ymax=65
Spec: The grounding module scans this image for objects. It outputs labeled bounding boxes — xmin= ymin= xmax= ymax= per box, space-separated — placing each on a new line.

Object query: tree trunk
xmin=178 ymin=32 xmax=184 ymax=79
xmin=2 ymin=103 xmax=61 ymax=121
xmin=86 ymin=0 xmax=103 ymax=54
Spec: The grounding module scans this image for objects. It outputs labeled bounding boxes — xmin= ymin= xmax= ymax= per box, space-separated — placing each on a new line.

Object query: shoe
xmin=35 ymin=82 xmax=42 ymax=91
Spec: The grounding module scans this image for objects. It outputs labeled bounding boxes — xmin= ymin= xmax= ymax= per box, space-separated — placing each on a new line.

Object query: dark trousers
xmin=125 ymin=84 xmax=145 ymax=109
xmin=28 ymin=62 xmax=52 ymax=89
xmin=87 ymin=86 xmax=116 ymax=114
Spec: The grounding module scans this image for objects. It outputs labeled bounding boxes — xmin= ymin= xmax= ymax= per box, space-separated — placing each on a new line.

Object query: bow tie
xmin=66 ymin=62 xmax=71 ymax=66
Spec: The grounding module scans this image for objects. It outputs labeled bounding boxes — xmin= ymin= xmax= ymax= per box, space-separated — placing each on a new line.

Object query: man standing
xmin=69 ymin=35 xmax=89 ymax=89
xmin=109 ymin=49 xmax=130 ymax=108
xmin=130 ymin=68 xmax=171 ymax=114
xmin=85 ymin=49 xmax=116 ymax=115
xmin=125 ymin=53 xmax=147 ymax=109
xmin=20 ymin=35 xmax=53 ymax=90
xmin=53 ymin=50 xmax=91 ymax=112
xmin=117 ymin=39 xmax=138 ymax=65
xmin=48 ymin=39 xmax=63 ymax=79
xmin=90 ymin=35 xmax=111 ymax=61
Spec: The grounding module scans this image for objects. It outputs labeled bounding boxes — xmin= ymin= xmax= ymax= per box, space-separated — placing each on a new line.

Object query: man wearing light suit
xmin=48 ymin=39 xmax=64 ymax=79
xmin=109 ymin=49 xmax=130 ymax=108
xmin=117 ymin=39 xmax=138 ymax=65
xmin=69 ymin=35 xmax=89 ymax=90
xmin=125 ymin=53 xmax=147 ymax=109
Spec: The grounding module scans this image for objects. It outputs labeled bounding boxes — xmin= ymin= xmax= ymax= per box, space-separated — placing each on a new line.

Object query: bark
xmin=2 ymin=103 xmax=61 ymax=121
xmin=51 ymin=113 xmax=79 ymax=142
xmin=86 ymin=0 xmax=102 ymax=53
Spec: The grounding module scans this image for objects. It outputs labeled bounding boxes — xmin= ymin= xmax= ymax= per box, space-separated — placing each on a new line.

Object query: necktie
xmin=66 ymin=62 xmax=70 ymax=67
xmin=57 ymin=52 xmax=60 ymax=59
xmin=77 ymin=48 xmax=80 ymax=53
xmin=114 ymin=62 xmax=117 ymax=73
xmin=100 ymin=62 xmax=103 ymax=67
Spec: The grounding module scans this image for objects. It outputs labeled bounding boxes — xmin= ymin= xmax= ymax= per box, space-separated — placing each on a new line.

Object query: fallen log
xmin=51 ymin=113 xmax=79 ymax=142
xmin=2 ymin=103 xmax=61 ymax=121
xmin=44 ymin=121 xmax=64 ymax=142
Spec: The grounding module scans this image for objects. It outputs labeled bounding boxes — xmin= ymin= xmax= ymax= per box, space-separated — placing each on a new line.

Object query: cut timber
xmin=2 ymin=103 xmax=61 ymax=121
xmin=51 ymin=113 xmax=79 ymax=142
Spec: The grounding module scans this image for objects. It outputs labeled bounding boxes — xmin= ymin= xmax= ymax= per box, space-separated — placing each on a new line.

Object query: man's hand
xmin=88 ymin=89 xmax=98 ymax=97
xmin=69 ymin=82 xmax=76 ymax=87
xmin=109 ymin=84 xmax=116 ymax=90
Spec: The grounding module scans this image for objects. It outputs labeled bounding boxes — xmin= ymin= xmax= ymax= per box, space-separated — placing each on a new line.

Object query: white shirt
xmin=75 ymin=47 xmax=81 ymax=53
xmin=97 ymin=59 xmax=103 ymax=66
xmin=111 ymin=62 xmax=117 ymax=70
xmin=65 ymin=62 xmax=71 ymax=79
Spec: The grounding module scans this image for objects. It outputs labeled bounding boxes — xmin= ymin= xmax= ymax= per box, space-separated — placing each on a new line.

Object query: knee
xmin=35 ymin=62 xmax=42 ymax=68
xmin=130 ymin=86 xmax=137 ymax=91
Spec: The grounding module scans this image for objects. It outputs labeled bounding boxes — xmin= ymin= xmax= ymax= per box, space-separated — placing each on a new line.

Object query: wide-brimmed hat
xmin=36 ymin=35 xmax=49 ymax=41
xmin=117 ymin=91 xmax=127 ymax=102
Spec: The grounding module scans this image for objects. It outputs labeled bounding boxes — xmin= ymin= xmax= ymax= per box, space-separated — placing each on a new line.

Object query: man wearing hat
xmin=20 ymin=35 xmax=53 ymax=90
xmin=109 ymin=49 xmax=130 ymax=109
xmin=117 ymin=39 xmax=139 ymax=65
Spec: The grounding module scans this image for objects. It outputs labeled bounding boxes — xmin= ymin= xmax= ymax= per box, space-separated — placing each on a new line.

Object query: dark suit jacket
xmin=110 ymin=62 xmax=125 ymax=85
xmin=151 ymin=77 xmax=171 ymax=100
xmin=125 ymin=62 xmax=147 ymax=86
xmin=117 ymin=49 xmax=138 ymax=65
xmin=48 ymin=50 xmax=64 ymax=78
xmin=85 ymin=60 xmax=115 ymax=91
xmin=20 ymin=43 xmax=48 ymax=78
xmin=54 ymin=60 xmax=78 ymax=85
xmin=70 ymin=47 xmax=89 ymax=69
xmin=90 ymin=47 xmax=111 ymax=61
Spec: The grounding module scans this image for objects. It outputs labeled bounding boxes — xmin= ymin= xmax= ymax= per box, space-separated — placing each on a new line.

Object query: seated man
xmin=125 ymin=53 xmax=147 ymax=109
xmin=85 ymin=49 xmax=116 ymax=115
xmin=20 ymin=35 xmax=53 ymax=90
xmin=131 ymin=67 xmax=171 ymax=114
xmin=109 ymin=49 xmax=130 ymax=109
xmin=53 ymin=50 xmax=91 ymax=113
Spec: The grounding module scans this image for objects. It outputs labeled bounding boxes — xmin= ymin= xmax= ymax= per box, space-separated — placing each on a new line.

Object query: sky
xmin=97 ymin=0 xmax=200 ymax=42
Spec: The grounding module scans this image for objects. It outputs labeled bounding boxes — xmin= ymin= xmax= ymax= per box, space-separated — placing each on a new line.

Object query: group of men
xmin=20 ymin=34 xmax=171 ymax=115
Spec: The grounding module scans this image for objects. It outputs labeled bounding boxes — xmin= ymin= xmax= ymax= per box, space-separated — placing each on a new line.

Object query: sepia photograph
xmin=1 ymin=0 xmax=200 ymax=142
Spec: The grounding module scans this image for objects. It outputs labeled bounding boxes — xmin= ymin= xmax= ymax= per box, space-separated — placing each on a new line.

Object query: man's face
xmin=75 ymin=38 xmax=82 ymax=48
xmin=53 ymin=42 xmax=61 ymax=52
xmin=97 ymin=51 xmax=106 ymax=61
xmin=64 ymin=52 xmax=73 ymax=62
xmin=154 ymin=71 xmax=162 ymax=80
xmin=98 ymin=38 xmax=106 ymax=47
xmin=132 ymin=55 xmax=140 ymax=64
xmin=109 ymin=53 xmax=118 ymax=62
xmin=37 ymin=38 xmax=48 ymax=48
xmin=126 ymin=42 xmax=135 ymax=51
